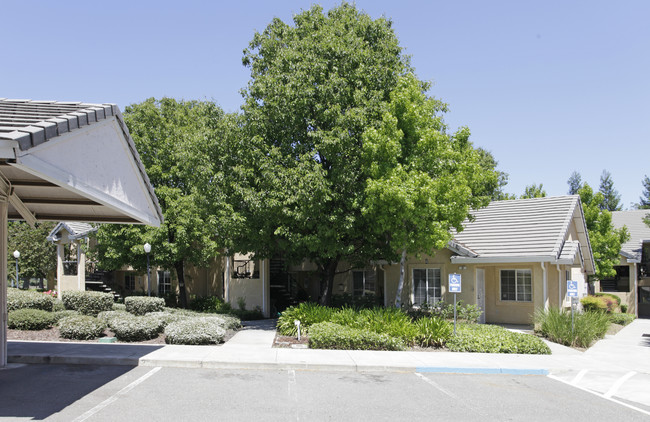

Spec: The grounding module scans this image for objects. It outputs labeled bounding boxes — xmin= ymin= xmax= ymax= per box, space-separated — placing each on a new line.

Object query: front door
xmin=476 ymin=268 xmax=486 ymax=324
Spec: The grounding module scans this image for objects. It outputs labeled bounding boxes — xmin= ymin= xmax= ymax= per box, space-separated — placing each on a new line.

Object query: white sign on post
xmin=449 ymin=273 xmax=462 ymax=293
xmin=567 ymin=280 xmax=578 ymax=298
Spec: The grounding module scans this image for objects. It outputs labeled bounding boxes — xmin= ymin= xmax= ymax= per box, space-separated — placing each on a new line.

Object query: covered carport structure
xmin=0 ymin=99 xmax=163 ymax=367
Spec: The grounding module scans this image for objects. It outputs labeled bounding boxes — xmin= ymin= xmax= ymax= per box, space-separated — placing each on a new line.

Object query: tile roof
xmin=47 ymin=222 xmax=97 ymax=242
xmin=611 ymin=209 xmax=650 ymax=262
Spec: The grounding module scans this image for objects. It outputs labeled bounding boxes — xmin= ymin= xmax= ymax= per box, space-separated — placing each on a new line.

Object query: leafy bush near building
xmin=164 ymin=317 xmax=227 ymax=345
xmin=58 ymin=315 xmax=107 ymax=340
xmin=62 ymin=291 xmax=114 ymax=316
xmin=8 ymin=308 xmax=57 ymax=330
xmin=277 ymin=303 xmax=335 ymax=336
xmin=446 ymin=324 xmax=551 ymax=354
xmin=608 ymin=313 xmax=636 ymax=326
xmin=125 ymin=296 xmax=165 ymax=315
xmin=534 ymin=307 xmax=610 ymax=348
xmin=594 ymin=292 xmax=621 ymax=306
xmin=580 ymin=296 xmax=608 ymax=313
xmin=110 ymin=314 xmax=163 ymax=342
xmin=7 ymin=288 xmax=55 ymax=312
xmin=189 ymin=295 xmax=233 ymax=314
xmin=414 ymin=317 xmax=453 ymax=347
xmin=309 ymin=322 xmax=406 ymax=351
xmin=331 ymin=293 xmax=381 ymax=309
xmin=52 ymin=310 xmax=80 ymax=322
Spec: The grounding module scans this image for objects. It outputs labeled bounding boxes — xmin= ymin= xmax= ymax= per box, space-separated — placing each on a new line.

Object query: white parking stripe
xmin=415 ymin=373 xmax=459 ymax=400
xmin=604 ymin=371 xmax=637 ymax=398
xmin=72 ymin=367 xmax=162 ymax=422
xmin=548 ymin=374 xmax=650 ymax=417
xmin=570 ymin=369 xmax=588 ymax=385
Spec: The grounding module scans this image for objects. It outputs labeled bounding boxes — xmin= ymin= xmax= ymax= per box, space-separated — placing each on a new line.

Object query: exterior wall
xmin=59 ymin=275 xmax=83 ymax=291
xmin=184 ymin=256 xmax=224 ymax=299
xmin=483 ymin=264 xmax=537 ymax=325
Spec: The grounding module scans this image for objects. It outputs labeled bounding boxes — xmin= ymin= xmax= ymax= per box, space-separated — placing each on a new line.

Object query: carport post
xmin=1 ymin=198 xmax=8 ymax=367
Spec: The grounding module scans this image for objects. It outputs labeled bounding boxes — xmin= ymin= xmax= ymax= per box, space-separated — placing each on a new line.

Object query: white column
xmin=633 ymin=263 xmax=638 ymax=317
xmin=541 ymin=262 xmax=548 ymax=310
xmin=224 ymin=255 xmax=231 ymax=303
xmin=0 ymin=199 xmax=8 ymax=367
xmin=56 ymin=243 xmax=64 ymax=295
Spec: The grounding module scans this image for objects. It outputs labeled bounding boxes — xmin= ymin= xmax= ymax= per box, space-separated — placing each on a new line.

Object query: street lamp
xmin=143 ymin=243 xmax=151 ymax=297
xmin=13 ymin=250 xmax=20 ymax=289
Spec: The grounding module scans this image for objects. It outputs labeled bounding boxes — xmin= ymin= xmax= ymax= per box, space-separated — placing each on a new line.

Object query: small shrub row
xmin=446 ymin=324 xmax=551 ymax=354
xmin=608 ymin=313 xmax=636 ymax=326
xmin=277 ymin=303 xmax=335 ymax=336
xmin=534 ymin=307 xmax=610 ymax=348
xmin=125 ymin=296 xmax=165 ymax=315
xmin=111 ymin=315 xmax=163 ymax=342
xmin=414 ymin=317 xmax=453 ymax=347
xmin=189 ymin=296 xmax=233 ymax=314
xmin=7 ymin=288 xmax=55 ymax=312
xmin=58 ymin=315 xmax=107 ymax=340
xmin=62 ymin=291 xmax=114 ymax=316
xmin=164 ymin=317 xmax=227 ymax=345
xmin=8 ymin=309 xmax=57 ymax=330
xmin=309 ymin=322 xmax=406 ymax=351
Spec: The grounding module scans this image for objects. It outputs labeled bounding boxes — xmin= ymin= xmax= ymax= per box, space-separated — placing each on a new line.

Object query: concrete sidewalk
xmin=6 ymin=319 xmax=647 ymax=376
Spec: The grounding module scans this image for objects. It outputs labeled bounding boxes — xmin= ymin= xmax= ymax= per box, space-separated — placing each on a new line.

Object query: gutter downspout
xmin=224 ymin=253 xmax=231 ymax=304
xmin=262 ymin=258 xmax=267 ymax=318
xmin=557 ymin=264 xmax=562 ymax=309
xmin=541 ymin=262 xmax=548 ymax=310
xmin=633 ymin=262 xmax=638 ymax=318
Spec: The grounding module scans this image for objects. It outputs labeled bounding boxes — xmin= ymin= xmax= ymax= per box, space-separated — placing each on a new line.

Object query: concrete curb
xmin=416 ymin=367 xmax=549 ymax=375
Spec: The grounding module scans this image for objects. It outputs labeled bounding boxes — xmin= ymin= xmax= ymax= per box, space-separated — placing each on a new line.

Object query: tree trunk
xmin=318 ymin=258 xmax=339 ymax=306
xmin=174 ymin=260 xmax=188 ymax=308
xmin=394 ymin=248 xmax=407 ymax=308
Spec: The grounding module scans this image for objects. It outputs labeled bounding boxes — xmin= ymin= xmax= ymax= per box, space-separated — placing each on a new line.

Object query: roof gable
xmin=47 ymin=222 xmax=96 ymax=242
xmin=611 ymin=210 xmax=650 ymax=262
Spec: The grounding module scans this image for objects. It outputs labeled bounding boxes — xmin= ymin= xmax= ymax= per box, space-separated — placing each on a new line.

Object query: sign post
xmin=567 ymin=280 xmax=579 ymax=334
xmin=449 ymin=273 xmax=462 ymax=335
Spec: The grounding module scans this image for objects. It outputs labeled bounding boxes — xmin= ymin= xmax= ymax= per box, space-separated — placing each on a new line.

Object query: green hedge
xmin=277 ymin=303 xmax=335 ymax=336
xmin=110 ymin=314 xmax=163 ymax=342
xmin=189 ymin=296 xmax=232 ymax=314
xmin=62 ymin=291 xmax=114 ymax=316
xmin=446 ymin=324 xmax=551 ymax=354
xmin=608 ymin=313 xmax=636 ymax=326
xmin=125 ymin=296 xmax=165 ymax=315
xmin=58 ymin=315 xmax=107 ymax=340
xmin=8 ymin=309 xmax=57 ymax=330
xmin=7 ymin=288 xmax=55 ymax=311
xmin=164 ymin=317 xmax=227 ymax=345
xmin=309 ymin=322 xmax=406 ymax=351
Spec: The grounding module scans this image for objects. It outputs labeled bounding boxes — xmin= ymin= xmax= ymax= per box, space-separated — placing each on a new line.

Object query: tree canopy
xmin=7 ymin=221 xmax=56 ymax=288
xmin=567 ymin=171 xmax=581 ymax=195
xmin=598 ymin=170 xmax=622 ymax=211
xmin=520 ymin=183 xmax=547 ymax=199
xmin=578 ymin=183 xmax=628 ymax=280
xmin=94 ymin=98 xmax=236 ymax=307
xmin=638 ymin=175 xmax=650 ymax=209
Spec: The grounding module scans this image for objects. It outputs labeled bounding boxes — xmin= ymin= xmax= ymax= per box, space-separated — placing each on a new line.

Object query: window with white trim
xmin=125 ymin=274 xmax=136 ymax=291
xmin=353 ymin=270 xmax=376 ymax=297
xmin=500 ymin=269 xmax=532 ymax=302
xmin=158 ymin=270 xmax=171 ymax=295
xmin=413 ymin=268 xmax=441 ymax=306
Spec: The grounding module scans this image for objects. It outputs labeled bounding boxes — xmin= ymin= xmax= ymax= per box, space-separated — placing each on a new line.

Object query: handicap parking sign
xmin=567 ymin=280 xmax=578 ymax=298
xmin=449 ymin=273 xmax=462 ymax=293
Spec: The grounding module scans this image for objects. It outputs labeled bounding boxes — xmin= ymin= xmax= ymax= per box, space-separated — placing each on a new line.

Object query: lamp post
xmin=144 ymin=243 xmax=151 ymax=297
xmin=13 ymin=250 xmax=20 ymax=289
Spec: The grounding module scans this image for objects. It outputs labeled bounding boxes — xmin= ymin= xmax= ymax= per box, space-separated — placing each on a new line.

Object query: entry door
xmin=476 ymin=269 xmax=486 ymax=324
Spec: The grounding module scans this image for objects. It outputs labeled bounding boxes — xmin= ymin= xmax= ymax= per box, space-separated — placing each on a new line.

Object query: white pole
xmin=225 ymin=254 xmax=231 ymax=303
xmin=541 ymin=262 xmax=548 ymax=310
xmin=0 ymin=199 xmax=8 ymax=367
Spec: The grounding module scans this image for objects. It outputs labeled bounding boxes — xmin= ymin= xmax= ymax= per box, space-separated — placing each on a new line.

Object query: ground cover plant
xmin=534 ymin=307 xmax=610 ymax=348
xmin=446 ymin=324 xmax=551 ymax=354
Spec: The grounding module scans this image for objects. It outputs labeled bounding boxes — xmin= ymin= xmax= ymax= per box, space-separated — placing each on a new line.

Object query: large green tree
xmin=361 ymin=74 xmax=497 ymax=307
xmin=94 ymin=98 xmax=234 ymax=307
xmin=578 ymin=183 xmax=629 ymax=281
xmin=238 ymin=4 xmax=411 ymax=304
xmin=7 ymin=221 xmax=57 ymax=288
xmin=598 ymin=170 xmax=622 ymax=211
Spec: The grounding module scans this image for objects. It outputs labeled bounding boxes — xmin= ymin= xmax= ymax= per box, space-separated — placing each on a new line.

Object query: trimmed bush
xmin=58 ymin=315 xmax=106 ymax=340
xmin=608 ymin=313 xmax=636 ymax=326
xmin=446 ymin=324 xmax=551 ymax=354
xmin=112 ymin=303 xmax=127 ymax=311
xmin=7 ymin=288 xmax=55 ymax=311
xmin=8 ymin=309 xmax=57 ymax=330
xmin=52 ymin=300 xmax=66 ymax=312
xmin=595 ymin=292 xmax=621 ymax=306
xmin=52 ymin=310 xmax=80 ymax=322
xmin=111 ymin=314 xmax=163 ymax=342
xmin=97 ymin=310 xmax=131 ymax=327
xmin=165 ymin=317 xmax=227 ymax=345
xmin=125 ymin=296 xmax=165 ymax=315
xmin=62 ymin=291 xmax=114 ymax=316
xmin=580 ymin=296 xmax=607 ymax=313
xmin=277 ymin=303 xmax=335 ymax=336
xmin=621 ymin=304 xmax=629 ymax=314
xmin=534 ymin=307 xmax=610 ymax=348
xmin=309 ymin=322 xmax=406 ymax=351
xmin=414 ymin=316 xmax=453 ymax=347
xmin=189 ymin=296 xmax=232 ymax=314
xmin=231 ymin=308 xmax=264 ymax=321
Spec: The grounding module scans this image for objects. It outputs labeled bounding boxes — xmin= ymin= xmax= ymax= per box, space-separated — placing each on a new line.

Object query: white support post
xmin=633 ymin=263 xmax=638 ymax=317
xmin=0 ymin=199 xmax=8 ymax=367
xmin=224 ymin=254 xmax=231 ymax=304
xmin=557 ymin=264 xmax=562 ymax=308
xmin=541 ymin=262 xmax=548 ymax=310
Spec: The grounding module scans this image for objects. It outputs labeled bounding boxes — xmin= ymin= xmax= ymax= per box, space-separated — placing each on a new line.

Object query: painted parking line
xmin=416 ymin=367 xmax=549 ymax=375
xmin=570 ymin=369 xmax=588 ymax=385
xmin=604 ymin=371 xmax=637 ymax=398
xmin=415 ymin=373 xmax=459 ymax=399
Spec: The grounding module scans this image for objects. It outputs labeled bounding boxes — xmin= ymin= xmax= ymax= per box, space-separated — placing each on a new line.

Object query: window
xmin=158 ymin=270 xmax=171 ymax=295
xmin=353 ymin=270 xmax=376 ymax=297
xmin=413 ymin=268 xmax=441 ymax=306
xmin=125 ymin=274 xmax=136 ymax=291
xmin=500 ymin=269 xmax=532 ymax=302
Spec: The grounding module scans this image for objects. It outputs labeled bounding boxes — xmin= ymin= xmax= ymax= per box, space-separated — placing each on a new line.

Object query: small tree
xmin=598 ymin=170 xmax=622 ymax=211
xmin=638 ymin=175 xmax=650 ymax=209
xmin=521 ymin=183 xmax=546 ymax=199
xmin=7 ymin=221 xmax=57 ymax=288
xmin=567 ymin=171 xmax=582 ymax=195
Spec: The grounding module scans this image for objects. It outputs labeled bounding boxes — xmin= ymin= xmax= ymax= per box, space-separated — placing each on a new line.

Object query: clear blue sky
xmin=3 ymin=0 xmax=648 ymax=207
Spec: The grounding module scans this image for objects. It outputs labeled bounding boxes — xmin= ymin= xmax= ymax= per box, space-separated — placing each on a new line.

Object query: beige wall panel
xmin=229 ymin=278 xmax=263 ymax=310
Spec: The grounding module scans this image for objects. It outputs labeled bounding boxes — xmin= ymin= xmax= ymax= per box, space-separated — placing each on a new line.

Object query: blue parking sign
xmin=567 ymin=280 xmax=578 ymax=298
xmin=449 ymin=273 xmax=462 ymax=293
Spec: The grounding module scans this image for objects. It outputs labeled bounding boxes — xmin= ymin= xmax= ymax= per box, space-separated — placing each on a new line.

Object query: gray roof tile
xmin=611 ymin=210 xmax=650 ymax=262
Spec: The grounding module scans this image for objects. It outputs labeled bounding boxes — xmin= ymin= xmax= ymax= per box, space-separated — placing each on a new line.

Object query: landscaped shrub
xmin=354 ymin=307 xmax=418 ymax=345
xmin=331 ymin=293 xmax=380 ymax=309
xmin=58 ymin=315 xmax=106 ymax=340
xmin=110 ymin=314 xmax=163 ymax=342
xmin=7 ymin=288 xmax=55 ymax=311
xmin=62 ymin=291 xmax=114 ymax=316
xmin=534 ymin=307 xmax=610 ymax=348
xmin=621 ymin=304 xmax=628 ymax=313
xmin=608 ymin=313 xmax=636 ymax=326
xmin=595 ymin=292 xmax=621 ymax=306
xmin=407 ymin=301 xmax=482 ymax=323
xmin=580 ymin=296 xmax=607 ymax=313
xmin=97 ymin=310 xmax=132 ymax=327
xmin=231 ymin=308 xmax=265 ymax=321
xmin=309 ymin=322 xmax=406 ymax=351
xmin=52 ymin=310 xmax=80 ymax=322
xmin=164 ymin=317 xmax=227 ymax=345
xmin=414 ymin=316 xmax=453 ymax=347
xmin=277 ymin=303 xmax=335 ymax=336
xmin=52 ymin=300 xmax=66 ymax=312
xmin=112 ymin=303 xmax=127 ymax=311
xmin=189 ymin=295 xmax=232 ymax=314
xmin=125 ymin=296 xmax=165 ymax=315
xmin=8 ymin=309 xmax=57 ymax=330
xmin=446 ymin=324 xmax=551 ymax=354
xmin=207 ymin=314 xmax=242 ymax=330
